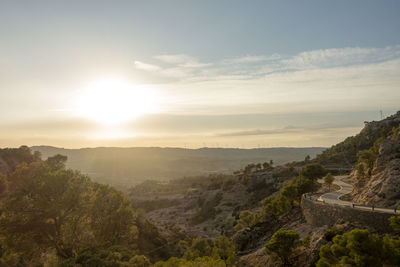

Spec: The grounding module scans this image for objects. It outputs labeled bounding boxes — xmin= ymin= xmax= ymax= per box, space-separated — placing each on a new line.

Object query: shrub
xmin=316 ymin=229 xmax=400 ymax=267
xmin=265 ymin=230 xmax=300 ymax=265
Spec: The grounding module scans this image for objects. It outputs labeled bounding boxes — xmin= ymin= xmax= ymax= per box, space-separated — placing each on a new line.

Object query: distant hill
xmin=31 ymin=146 xmax=325 ymax=189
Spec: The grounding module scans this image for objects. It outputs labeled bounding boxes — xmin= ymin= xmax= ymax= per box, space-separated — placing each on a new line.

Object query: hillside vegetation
xmin=0 ymin=147 xmax=172 ymax=266
xmin=315 ymin=111 xmax=400 ymax=169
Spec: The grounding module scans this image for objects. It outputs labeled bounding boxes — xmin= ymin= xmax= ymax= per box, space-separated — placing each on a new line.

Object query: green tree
xmin=389 ymin=216 xmax=400 ymax=233
xmin=234 ymin=210 xmax=257 ymax=231
xmin=46 ymin=154 xmax=68 ymax=171
xmin=181 ymin=236 xmax=235 ymax=266
xmin=129 ymin=255 xmax=152 ymax=267
xmin=316 ymin=229 xmax=400 ymax=267
xmin=255 ymin=163 xmax=262 ymax=171
xmin=89 ymin=183 xmax=138 ymax=246
xmin=262 ymin=162 xmax=271 ymax=170
xmin=265 ymin=230 xmax=300 ymax=266
xmin=294 ymin=176 xmax=319 ymax=195
xmin=357 ymin=163 xmax=366 ymax=179
xmin=262 ymin=195 xmax=291 ymax=221
xmin=155 ymin=256 xmax=226 ymax=267
xmin=184 ymin=239 xmax=213 ymax=261
xmin=0 ymin=174 xmax=8 ymax=198
xmin=212 ymin=236 xmax=236 ymax=266
xmin=300 ymin=163 xmax=327 ymax=180
xmin=0 ymin=160 xmax=139 ymax=264
xmin=280 ymin=183 xmax=298 ymax=205
xmin=323 ymin=173 xmax=334 ymax=191
xmin=0 ymin=162 xmax=92 ymax=259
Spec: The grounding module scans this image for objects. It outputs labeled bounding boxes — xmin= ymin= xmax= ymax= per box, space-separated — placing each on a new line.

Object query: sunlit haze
xmin=73 ymin=77 xmax=158 ymax=125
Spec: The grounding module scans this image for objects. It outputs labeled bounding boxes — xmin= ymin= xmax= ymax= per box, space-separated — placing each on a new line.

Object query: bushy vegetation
xmin=132 ymin=198 xmax=181 ymax=212
xmin=323 ymin=173 xmax=334 ymax=190
xmin=155 ymin=236 xmax=236 ymax=267
xmin=0 ymin=148 xmax=168 ymax=266
xmin=0 ymin=145 xmax=41 ymax=174
xmin=189 ymin=192 xmax=223 ymax=225
xmin=392 ymin=124 xmax=400 ymax=140
xmin=265 ymin=230 xmax=301 ymax=266
xmin=316 ymin=229 xmax=400 ymax=267
xmin=356 ymin=137 xmax=383 ymax=179
xmin=316 ymin=119 xmax=400 ymax=167
xmin=389 ymin=216 xmax=400 ymax=233
xmin=261 ymin=164 xmax=323 ymax=222
xmin=155 ymin=256 xmax=226 ymax=267
xmin=234 ymin=164 xmax=324 ymax=231
xmin=234 ymin=210 xmax=258 ymax=232
xmin=236 ymin=161 xmax=274 ymax=184
xmin=130 ymin=174 xmax=234 ymax=197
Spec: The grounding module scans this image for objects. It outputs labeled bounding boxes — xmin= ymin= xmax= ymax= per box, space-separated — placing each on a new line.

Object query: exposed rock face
xmin=351 ymin=133 xmax=400 ymax=207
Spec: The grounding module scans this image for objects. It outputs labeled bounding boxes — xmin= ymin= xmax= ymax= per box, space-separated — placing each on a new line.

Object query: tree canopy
xmin=265 ymin=230 xmax=300 ymax=265
xmin=0 ymin=150 xmax=153 ymax=266
xmin=316 ymin=229 xmax=400 ymax=267
xmin=300 ymin=163 xmax=327 ymax=181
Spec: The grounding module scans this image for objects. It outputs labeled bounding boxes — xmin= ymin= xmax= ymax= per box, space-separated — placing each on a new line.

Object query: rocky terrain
xmin=131 ymin=165 xmax=296 ymax=239
xmin=350 ymin=113 xmax=400 ymax=207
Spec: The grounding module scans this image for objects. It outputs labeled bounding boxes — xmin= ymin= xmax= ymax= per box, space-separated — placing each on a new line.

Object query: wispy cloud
xmin=133 ymin=61 xmax=161 ymax=72
xmin=281 ymin=46 xmax=400 ymax=70
xmin=154 ymin=54 xmax=211 ymax=68
xmin=224 ymin=54 xmax=281 ymax=64
xmin=132 ymin=45 xmax=400 ymax=116
xmin=134 ymin=45 xmax=400 ymax=82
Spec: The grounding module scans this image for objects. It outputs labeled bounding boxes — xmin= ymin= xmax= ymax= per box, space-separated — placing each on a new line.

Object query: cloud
xmin=153 ymin=54 xmax=211 ymax=68
xmin=154 ymin=54 xmax=194 ymax=64
xmin=133 ymin=61 xmax=161 ymax=72
xmin=224 ymin=54 xmax=281 ymax=64
xmin=132 ymin=45 xmax=400 ymax=116
xmin=134 ymin=45 xmax=400 ymax=82
xmin=281 ymin=45 xmax=400 ymax=70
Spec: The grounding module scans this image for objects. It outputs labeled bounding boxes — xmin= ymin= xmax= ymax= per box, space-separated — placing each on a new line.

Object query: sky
xmin=0 ymin=0 xmax=399 ymax=148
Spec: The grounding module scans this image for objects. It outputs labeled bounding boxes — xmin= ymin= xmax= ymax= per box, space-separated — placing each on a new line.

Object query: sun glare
xmin=74 ymin=78 xmax=157 ymax=125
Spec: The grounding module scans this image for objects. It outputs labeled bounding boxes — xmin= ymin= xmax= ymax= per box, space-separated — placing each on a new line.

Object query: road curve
xmin=318 ymin=175 xmax=353 ymax=206
xmin=317 ymin=176 xmax=398 ymax=214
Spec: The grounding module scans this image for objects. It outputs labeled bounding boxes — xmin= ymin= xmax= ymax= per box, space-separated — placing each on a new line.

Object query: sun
xmin=74 ymin=78 xmax=157 ymax=125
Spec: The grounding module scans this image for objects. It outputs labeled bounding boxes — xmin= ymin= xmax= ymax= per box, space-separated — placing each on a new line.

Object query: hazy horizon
xmin=31 ymin=145 xmax=327 ymax=150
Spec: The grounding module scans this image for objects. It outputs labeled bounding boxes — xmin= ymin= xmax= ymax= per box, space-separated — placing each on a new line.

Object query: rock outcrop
xmin=348 ymin=111 xmax=400 ymax=207
xmin=351 ymin=132 xmax=400 ymax=207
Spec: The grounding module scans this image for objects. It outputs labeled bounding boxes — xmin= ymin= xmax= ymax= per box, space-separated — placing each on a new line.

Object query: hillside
xmin=31 ymin=146 xmax=324 ymax=189
xmin=348 ymin=112 xmax=400 ymax=207
xmin=315 ymin=111 xmax=400 ymax=169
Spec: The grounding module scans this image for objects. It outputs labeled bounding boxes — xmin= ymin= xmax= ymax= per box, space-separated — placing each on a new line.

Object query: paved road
xmin=317 ymin=176 xmax=398 ymax=214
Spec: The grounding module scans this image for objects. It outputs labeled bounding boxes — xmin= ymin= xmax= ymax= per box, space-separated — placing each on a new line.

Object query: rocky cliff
xmin=351 ymin=112 xmax=400 ymax=207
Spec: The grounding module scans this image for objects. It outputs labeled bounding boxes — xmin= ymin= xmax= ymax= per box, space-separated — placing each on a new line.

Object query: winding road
xmin=317 ymin=176 xmax=398 ymax=214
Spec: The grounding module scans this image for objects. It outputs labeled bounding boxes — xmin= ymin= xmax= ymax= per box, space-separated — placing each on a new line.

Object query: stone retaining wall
xmin=301 ymin=195 xmax=399 ymax=233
